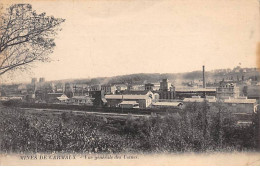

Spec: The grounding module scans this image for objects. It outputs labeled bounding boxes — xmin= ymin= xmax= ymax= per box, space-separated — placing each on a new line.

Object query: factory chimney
xmin=202 ymin=65 xmax=206 ymax=88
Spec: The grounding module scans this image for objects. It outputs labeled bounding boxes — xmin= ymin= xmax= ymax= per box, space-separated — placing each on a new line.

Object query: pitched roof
xmin=101 ymin=98 xmax=107 ymax=103
xmin=47 ymin=93 xmax=64 ymax=98
xmin=224 ymin=99 xmax=256 ymax=104
xmin=72 ymin=96 xmax=90 ymax=99
xmin=175 ymin=88 xmax=216 ymax=92
xmin=119 ymin=101 xmax=138 ymax=105
xmin=105 ymin=94 xmax=149 ymax=100
xmin=115 ymin=84 xmax=127 ymax=87
xmin=120 ymin=90 xmax=151 ymax=95
xmin=48 ymin=93 xmax=64 ymax=95
xmin=57 ymin=95 xmax=69 ymax=101
xmin=183 ymin=98 xmax=216 ymax=103
xmin=101 ymin=84 xmax=115 ymax=87
xmin=152 ymin=102 xmax=183 ymax=107
xmin=183 ymin=98 xmax=204 ymax=102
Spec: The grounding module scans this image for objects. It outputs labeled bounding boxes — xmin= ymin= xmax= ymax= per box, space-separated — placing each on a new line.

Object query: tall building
xmin=159 ymin=79 xmax=175 ymax=100
xmin=101 ymin=84 xmax=116 ymax=94
xmin=64 ymin=83 xmax=74 ymax=98
xmin=30 ymin=78 xmax=37 ymax=94
xmin=160 ymin=79 xmax=172 ymax=91
xmin=31 ymin=78 xmax=37 ymax=85
xmin=39 ymin=77 xmax=45 ymax=83
xmin=216 ymin=81 xmax=240 ymax=99
xmin=89 ymin=90 xmax=106 ymax=107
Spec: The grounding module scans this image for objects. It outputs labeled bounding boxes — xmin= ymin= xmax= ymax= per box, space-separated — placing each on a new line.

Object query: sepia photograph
xmin=0 ymin=0 xmax=260 ymax=166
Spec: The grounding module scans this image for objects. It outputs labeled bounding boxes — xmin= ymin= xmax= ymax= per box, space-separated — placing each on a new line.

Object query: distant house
xmin=90 ymin=84 xmax=101 ymax=91
xmin=0 ymin=84 xmax=26 ymax=97
xmin=55 ymin=83 xmax=65 ymax=93
xmin=71 ymin=83 xmax=89 ymax=96
xmin=18 ymin=84 xmax=27 ymax=95
xmin=0 ymin=97 xmax=9 ymax=101
xmin=145 ymin=83 xmax=155 ymax=91
xmin=47 ymin=93 xmax=68 ymax=103
xmin=153 ymin=83 xmax=161 ymax=91
xmin=69 ymin=95 xmax=93 ymax=105
xmin=0 ymin=96 xmax=24 ymax=101
xmin=128 ymin=84 xmax=145 ymax=91
xmin=115 ymin=84 xmax=128 ymax=92
xmin=101 ymin=85 xmax=116 ymax=94
xmin=57 ymin=94 xmax=69 ymax=102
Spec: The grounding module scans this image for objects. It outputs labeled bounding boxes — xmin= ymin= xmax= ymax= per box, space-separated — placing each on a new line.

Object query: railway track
xmin=20 ymin=107 xmax=151 ymax=118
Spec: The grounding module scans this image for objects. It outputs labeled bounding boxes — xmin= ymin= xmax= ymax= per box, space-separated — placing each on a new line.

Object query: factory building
xmin=216 ymin=81 xmax=240 ymax=99
xmin=101 ymin=84 xmax=116 ymax=94
xmin=105 ymin=94 xmax=152 ymax=108
xmin=159 ymin=79 xmax=175 ymax=100
xmin=183 ymin=96 xmax=257 ymax=114
xmin=175 ymin=88 xmax=216 ymax=99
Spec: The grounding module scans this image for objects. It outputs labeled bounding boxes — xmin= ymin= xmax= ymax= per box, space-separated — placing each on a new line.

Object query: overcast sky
xmin=1 ymin=0 xmax=259 ymax=84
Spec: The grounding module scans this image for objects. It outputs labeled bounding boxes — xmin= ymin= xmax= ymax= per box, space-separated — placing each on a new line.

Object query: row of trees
xmin=0 ymin=101 xmax=258 ymax=153
xmin=123 ymin=102 xmax=258 ymax=152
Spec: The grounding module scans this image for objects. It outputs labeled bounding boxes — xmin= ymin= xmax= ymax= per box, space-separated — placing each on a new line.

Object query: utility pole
xmin=202 ymin=65 xmax=206 ymax=98
xmin=256 ymin=0 xmax=260 ymax=151
xmin=203 ymin=65 xmax=206 ymax=88
xmin=121 ymin=94 xmax=124 ymax=113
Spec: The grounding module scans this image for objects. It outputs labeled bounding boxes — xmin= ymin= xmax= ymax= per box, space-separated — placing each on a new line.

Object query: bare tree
xmin=0 ymin=4 xmax=65 ymax=76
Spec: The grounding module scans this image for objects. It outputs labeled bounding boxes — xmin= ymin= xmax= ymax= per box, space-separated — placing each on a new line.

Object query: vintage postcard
xmin=0 ymin=0 xmax=260 ymax=166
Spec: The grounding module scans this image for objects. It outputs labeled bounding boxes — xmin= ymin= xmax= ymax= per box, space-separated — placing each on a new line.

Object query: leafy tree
xmin=0 ymin=4 xmax=65 ymax=75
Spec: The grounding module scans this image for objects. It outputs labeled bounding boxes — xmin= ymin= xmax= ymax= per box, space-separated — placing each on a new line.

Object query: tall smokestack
xmin=203 ymin=65 xmax=206 ymax=88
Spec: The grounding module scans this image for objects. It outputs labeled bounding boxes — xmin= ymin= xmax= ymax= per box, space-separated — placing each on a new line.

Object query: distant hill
xmin=48 ymin=67 xmax=260 ymax=86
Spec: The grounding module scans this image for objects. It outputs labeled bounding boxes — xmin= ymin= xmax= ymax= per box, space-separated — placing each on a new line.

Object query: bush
xmin=0 ymin=103 xmax=258 ymax=153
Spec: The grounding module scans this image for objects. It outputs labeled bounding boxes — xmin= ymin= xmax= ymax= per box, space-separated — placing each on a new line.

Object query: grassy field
xmin=0 ymin=103 xmax=258 ymax=154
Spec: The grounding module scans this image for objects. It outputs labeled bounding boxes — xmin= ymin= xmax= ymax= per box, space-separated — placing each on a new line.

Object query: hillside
xmin=49 ymin=67 xmax=260 ymax=86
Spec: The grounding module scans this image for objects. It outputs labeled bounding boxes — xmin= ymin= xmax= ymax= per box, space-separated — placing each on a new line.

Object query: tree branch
xmin=0 ymin=4 xmax=65 ymax=76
